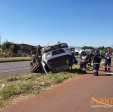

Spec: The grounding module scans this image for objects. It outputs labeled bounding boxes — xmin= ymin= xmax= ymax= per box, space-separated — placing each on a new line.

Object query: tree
xmin=2 ymin=40 xmax=22 ymax=53
xmin=97 ymin=46 xmax=113 ymax=52
xmin=2 ymin=40 xmax=13 ymax=51
xmin=10 ymin=44 xmax=15 ymax=53
xmin=97 ymin=46 xmax=105 ymax=50
xmin=81 ymin=46 xmax=94 ymax=50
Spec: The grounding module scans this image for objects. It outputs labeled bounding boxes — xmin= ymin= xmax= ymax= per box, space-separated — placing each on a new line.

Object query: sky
xmin=0 ymin=0 xmax=113 ymax=47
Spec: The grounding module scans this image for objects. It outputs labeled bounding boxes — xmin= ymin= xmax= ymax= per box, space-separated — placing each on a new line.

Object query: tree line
xmin=0 ymin=40 xmax=113 ymax=57
xmin=81 ymin=46 xmax=113 ymax=52
xmin=2 ymin=40 xmax=22 ymax=53
xmin=0 ymin=40 xmax=23 ymax=57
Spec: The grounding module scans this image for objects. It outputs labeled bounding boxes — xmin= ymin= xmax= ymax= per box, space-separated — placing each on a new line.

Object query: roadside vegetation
xmin=0 ymin=57 xmax=31 ymax=63
xmin=0 ymin=65 xmax=80 ymax=108
xmin=81 ymin=46 xmax=113 ymax=51
xmin=0 ymin=40 xmax=31 ymax=63
xmin=0 ymin=40 xmax=23 ymax=57
xmin=0 ymin=58 xmax=113 ymax=108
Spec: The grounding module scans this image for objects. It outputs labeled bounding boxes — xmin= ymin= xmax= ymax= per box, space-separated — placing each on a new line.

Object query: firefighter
xmin=92 ymin=50 xmax=101 ymax=76
xmin=69 ymin=50 xmax=77 ymax=69
xmin=88 ymin=50 xmax=94 ymax=66
xmin=71 ymin=50 xmax=78 ymax=64
xmin=79 ymin=51 xmax=88 ymax=74
xmin=104 ymin=48 xmax=112 ymax=74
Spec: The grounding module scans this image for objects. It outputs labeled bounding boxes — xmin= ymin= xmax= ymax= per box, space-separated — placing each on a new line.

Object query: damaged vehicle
xmin=30 ymin=43 xmax=71 ymax=74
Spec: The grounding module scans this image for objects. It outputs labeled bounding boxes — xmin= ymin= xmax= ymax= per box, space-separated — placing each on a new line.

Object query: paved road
xmin=0 ymin=58 xmax=80 ymax=77
xmin=0 ymin=61 xmax=30 ymax=77
xmin=0 ymin=65 xmax=113 ymax=112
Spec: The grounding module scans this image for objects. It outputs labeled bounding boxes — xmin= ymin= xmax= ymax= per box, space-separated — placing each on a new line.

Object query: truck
xmin=30 ymin=43 xmax=71 ymax=74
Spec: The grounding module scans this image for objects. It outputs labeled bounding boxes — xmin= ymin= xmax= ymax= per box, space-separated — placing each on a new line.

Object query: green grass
xmin=0 ymin=57 xmax=31 ymax=63
xmin=0 ymin=68 xmax=80 ymax=107
xmin=0 ymin=58 xmax=112 ymax=107
xmin=112 ymin=58 xmax=113 ymax=62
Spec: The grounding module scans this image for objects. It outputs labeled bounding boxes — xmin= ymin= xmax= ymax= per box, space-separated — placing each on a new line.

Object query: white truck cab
xmin=30 ymin=43 xmax=71 ymax=74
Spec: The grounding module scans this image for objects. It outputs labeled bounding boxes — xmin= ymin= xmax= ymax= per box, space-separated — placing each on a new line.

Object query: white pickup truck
xmin=30 ymin=43 xmax=71 ymax=74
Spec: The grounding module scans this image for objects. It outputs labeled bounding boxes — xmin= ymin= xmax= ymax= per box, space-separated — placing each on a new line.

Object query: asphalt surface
xmin=0 ymin=58 xmax=80 ymax=77
xmin=0 ymin=61 xmax=30 ymax=77
xmin=0 ymin=65 xmax=113 ymax=112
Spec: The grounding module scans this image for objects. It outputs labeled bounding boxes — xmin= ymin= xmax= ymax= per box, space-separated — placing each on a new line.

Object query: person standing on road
xmin=69 ymin=50 xmax=78 ymax=69
xmin=92 ymin=50 xmax=101 ymax=76
xmin=88 ymin=50 xmax=94 ymax=67
xmin=79 ymin=51 xmax=88 ymax=74
xmin=104 ymin=48 xmax=112 ymax=74
xmin=71 ymin=50 xmax=78 ymax=64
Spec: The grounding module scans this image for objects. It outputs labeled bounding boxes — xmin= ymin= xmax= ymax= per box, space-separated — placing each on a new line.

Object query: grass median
xmin=0 ymin=65 xmax=80 ymax=108
xmin=0 ymin=57 xmax=31 ymax=63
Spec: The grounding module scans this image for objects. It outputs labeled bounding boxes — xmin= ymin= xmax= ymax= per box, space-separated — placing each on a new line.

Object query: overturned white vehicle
xmin=30 ymin=43 xmax=71 ymax=74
